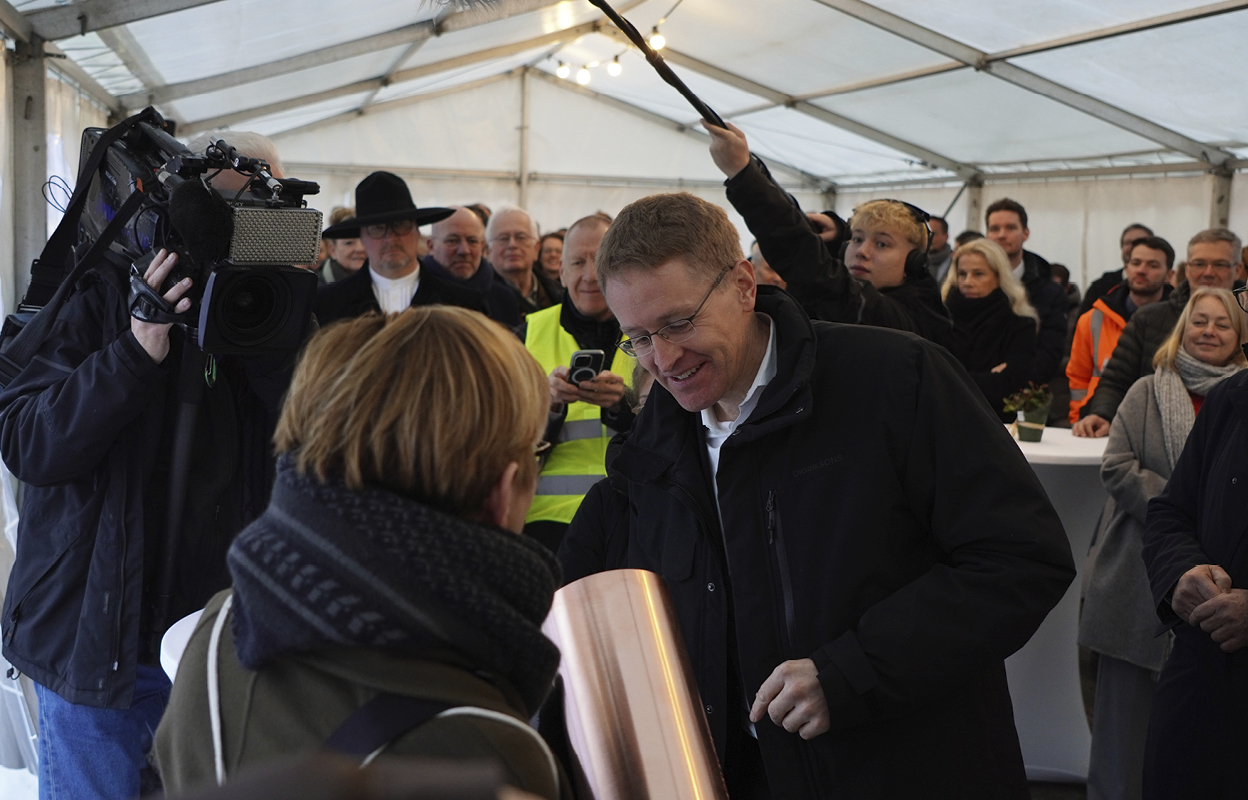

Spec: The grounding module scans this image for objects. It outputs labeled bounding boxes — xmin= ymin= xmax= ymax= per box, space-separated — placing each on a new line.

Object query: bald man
xmin=420 ymin=207 xmax=521 ymax=327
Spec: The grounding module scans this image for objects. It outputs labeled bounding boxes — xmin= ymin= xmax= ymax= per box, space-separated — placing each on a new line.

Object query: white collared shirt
xmin=701 ymin=315 xmax=778 ymax=515
xmin=370 ymin=265 xmax=420 ymax=314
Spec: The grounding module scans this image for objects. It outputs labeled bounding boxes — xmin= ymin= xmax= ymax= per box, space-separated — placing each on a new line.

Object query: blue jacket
xmin=0 ymin=268 xmax=286 ymax=708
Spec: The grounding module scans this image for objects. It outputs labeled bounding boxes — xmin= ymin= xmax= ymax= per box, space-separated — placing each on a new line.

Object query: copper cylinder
xmin=542 ymin=569 xmax=728 ymax=800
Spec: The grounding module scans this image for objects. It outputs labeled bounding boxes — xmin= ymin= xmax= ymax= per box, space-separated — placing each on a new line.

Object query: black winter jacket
xmin=725 ymin=158 xmax=953 ymax=349
xmin=1085 ymin=281 xmax=1191 ymax=422
xmin=559 ymin=435 xmax=630 ymax=584
xmin=1140 ymin=370 xmax=1248 ymax=797
xmin=419 ymin=256 xmax=521 ymax=328
xmin=579 ymin=286 xmax=1074 ymax=797
xmin=945 ymin=288 xmax=1037 ymax=422
xmin=312 ymin=261 xmax=485 ymax=326
xmin=0 ymin=270 xmax=287 ymax=708
xmin=1018 ymin=250 xmax=1068 ymax=384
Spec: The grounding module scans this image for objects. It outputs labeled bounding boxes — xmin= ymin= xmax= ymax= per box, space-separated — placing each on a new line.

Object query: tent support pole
xmin=965 ymin=176 xmax=984 ymax=234
xmin=1211 ymin=168 xmax=1233 ymax=229
xmin=519 ymin=68 xmax=531 ymax=208
xmin=12 ymin=36 xmax=48 ymax=309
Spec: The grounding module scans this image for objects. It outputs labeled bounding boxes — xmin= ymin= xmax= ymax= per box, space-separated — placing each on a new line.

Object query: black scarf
xmin=945 ymin=287 xmax=1023 ymax=372
xmin=559 ymin=292 xmax=623 ymax=356
xmin=227 ymin=457 xmax=562 ymax=715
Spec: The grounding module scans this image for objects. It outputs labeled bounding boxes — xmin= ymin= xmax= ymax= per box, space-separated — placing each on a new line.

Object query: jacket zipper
xmin=766 ymin=490 xmax=797 ymax=655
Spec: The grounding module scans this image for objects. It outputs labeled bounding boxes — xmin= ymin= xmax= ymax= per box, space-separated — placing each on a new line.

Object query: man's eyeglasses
xmin=1233 ymin=285 xmax=1248 ymax=313
xmin=1188 ymin=259 xmax=1234 ymax=272
xmin=617 ymin=263 xmax=734 ymax=358
xmin=491 ymin=232 xmax=535 ymax=247
xmin=362 ymin=219 xmax=416 ymax=239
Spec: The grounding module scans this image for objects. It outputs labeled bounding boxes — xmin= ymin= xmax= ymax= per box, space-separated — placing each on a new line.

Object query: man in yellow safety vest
xmin=523 ymin=214 xmax=636 ymax=552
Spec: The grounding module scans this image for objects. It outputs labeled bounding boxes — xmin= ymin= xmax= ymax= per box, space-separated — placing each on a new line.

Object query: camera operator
xmin=0 ymin=135 xmax=301 ymax=800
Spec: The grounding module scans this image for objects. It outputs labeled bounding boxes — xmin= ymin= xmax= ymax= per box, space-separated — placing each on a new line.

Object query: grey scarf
xmin=1153 ymin=347 xmax=1243 ymax=469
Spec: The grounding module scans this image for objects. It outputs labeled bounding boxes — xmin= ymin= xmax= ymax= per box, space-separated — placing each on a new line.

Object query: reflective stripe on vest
xmin=1089 ymin=309 xmax=1105 ymax=378
xmin=1070 ymin=388 xmax=1088 ymax=401
xmin=524 ymin=305 xmax=636 ymax=524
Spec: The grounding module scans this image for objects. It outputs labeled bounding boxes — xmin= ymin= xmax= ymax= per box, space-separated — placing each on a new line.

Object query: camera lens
xmin=214 ymin=270 xmax=290 ymax=347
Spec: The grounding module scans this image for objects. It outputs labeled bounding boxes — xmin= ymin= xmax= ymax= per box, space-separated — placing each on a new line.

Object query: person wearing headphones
xmin=707 ymin=122 xmax=951 ymax=349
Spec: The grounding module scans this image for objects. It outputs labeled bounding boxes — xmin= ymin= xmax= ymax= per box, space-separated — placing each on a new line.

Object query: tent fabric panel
xmin=814 ymin=68 xmax=1162 ymax=164
xmin=368 ymin=48 xmax=549 ymax=105
xmin=54 ymin=32 xmax=145 ymax=96
xmin=1013 ymin=11 xmax=1248 ymax=145
xmin=273 ymin=76 xmax=522 ymax=173
xmin=45 ymin=72 xmax=110 ymax=240
xmin=124 ymin=0 xmax=439 ymax=85
xmin=655 ymin=0 xmax=951 ymax=98
xmin=865 ymin=0 xmax=1213 ymax=54
xmin=731 ymin=105 xmax=945 ymax=178
xmin=164 ymin=47 xmax=411 ymax=124
xmin=228 ymin=92 xmax=377 ymax=138
xmin=526 ymin=76 xmax=729 ymax=182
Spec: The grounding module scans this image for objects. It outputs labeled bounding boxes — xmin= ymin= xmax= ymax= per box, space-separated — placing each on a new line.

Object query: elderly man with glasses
xmin=1075 ymin=227 xmax=1244 ymax=437
xmin=313 ymin=172 xmax=485 ymax=325
xmin=487 ymin=205 xmax=559 ymax=318
xmin=558 ymin=172 xmax=1074 ymax=797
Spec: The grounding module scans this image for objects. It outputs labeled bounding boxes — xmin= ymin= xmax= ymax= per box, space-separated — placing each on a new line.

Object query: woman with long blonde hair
xmin=942 ymin=237 xmax=1039 ymax=421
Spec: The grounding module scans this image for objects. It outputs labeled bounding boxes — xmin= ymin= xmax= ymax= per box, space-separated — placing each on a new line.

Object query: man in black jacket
xmin=313 ymin=172 xmax=484 ymax=325
xmin=1074 ymin=227 xmax=1242 ymax=437
xmin=420 ymin=206 xmax=521 ymax=327
xmin=1076 ymin=223 xmax=1154 ymax=318
xmin=577 ymin=182 xmax=1074 ymax=798
xmin=985 ymin=198 xmax=1068 ymax=383
xmin=715 ymin=128 xmax=951 ymax=349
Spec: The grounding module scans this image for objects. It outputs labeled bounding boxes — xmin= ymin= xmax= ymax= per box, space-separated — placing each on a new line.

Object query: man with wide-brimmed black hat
xmin=313 ymin=172 xmax=484 ymax=325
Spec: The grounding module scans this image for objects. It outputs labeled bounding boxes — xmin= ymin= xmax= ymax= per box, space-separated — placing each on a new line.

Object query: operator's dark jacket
xmin=725 ymin=158 xmax=953 ymax=350
xmin=312 ymin=261 xmax=485 ymax=326
xmin=1084 ymin=281 xmax=1191 ymax=422
xmin=563 ymin=286 xmax=1075 ymax=797
xmin=1140 ymin=370 xmax=1248 ymax=798
xmin=0 ymin=271 xmax=288 ymax=708
xmin=1018 ymin=249 xmax=1069 ymax=384
xmin=419 ymin=255 xmax=521 ymax=328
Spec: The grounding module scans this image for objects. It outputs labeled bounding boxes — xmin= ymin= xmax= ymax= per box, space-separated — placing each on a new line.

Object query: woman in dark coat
xmin=1140 ymin=291 xmax=1248 ymax=799
xmin=942 ymin=238 xmax=1039 ymax=421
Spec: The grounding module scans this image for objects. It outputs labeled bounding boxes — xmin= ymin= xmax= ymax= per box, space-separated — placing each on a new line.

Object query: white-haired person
xmin=941 ymin=237 xmax=1040 ymax=421
xmin=1080 ymin=287 xmax=1246 ymax=800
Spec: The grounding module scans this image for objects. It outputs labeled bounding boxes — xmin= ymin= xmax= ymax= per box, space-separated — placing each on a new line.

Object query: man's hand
xmin=704 ymin=119 xmax=752 ymax=180
xmin=806 ymin=212 xmax=840 ymax=244
xmin=548 ymin=367 xmax=627 ymax=411
xmin=749 ymin=658 xmax=829 ymax=740
xmin=1072 ymin=414 xmax=1111 ymax=438
xmin=1172 ymin=564 xmax=1233 ymax=622
xmin=131 ymin=249 xmax=192 ymax=365
xmin=1191 ymin=588 xmax=1248 ymax=652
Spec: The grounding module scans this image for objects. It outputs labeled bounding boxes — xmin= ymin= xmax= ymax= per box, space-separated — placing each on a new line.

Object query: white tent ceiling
xmin=6 ymin=0 xmax=1245 ymax=187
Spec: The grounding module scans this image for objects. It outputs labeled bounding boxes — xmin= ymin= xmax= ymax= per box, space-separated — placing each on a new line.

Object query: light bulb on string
xmin=576 ymin=66 xmax=592 ymax=85
xmin=607 ymin=56 xmax=622 ymax=77
xmin=649 ymin=27 xmax=665 ymax=50
xmin=556 ymin=61 xmax=570 ymax=79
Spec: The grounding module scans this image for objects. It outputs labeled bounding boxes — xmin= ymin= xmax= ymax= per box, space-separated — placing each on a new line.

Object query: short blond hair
xmin=1153 ymin=287 xmax=1248 ymax=370
xmin=849 ymin=200 xmax=927 ymax=252
xmin=275 ymin=307 xmax=548 ymax=516
xmin=597 ymin=192 xmax=742 ymax=286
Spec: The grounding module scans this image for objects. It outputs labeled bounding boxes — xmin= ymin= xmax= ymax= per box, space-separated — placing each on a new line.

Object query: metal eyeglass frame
xmin=617 ymin=262 xmax=735 ymax=357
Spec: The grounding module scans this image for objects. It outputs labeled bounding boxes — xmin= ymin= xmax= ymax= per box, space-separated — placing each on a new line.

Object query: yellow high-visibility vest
xmin=524 ymin=305 xmax=635 ymax=525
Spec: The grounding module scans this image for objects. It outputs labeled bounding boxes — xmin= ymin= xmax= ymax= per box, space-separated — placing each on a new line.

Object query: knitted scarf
xmin=1153 ymin=347 xmax=1243 ymax=469
xmin=227 ymin=456 xmax=562 ymax=715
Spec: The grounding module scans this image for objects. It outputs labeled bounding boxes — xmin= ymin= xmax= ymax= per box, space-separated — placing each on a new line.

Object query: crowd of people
xmin=1 ymin=115 xmax=1245 ymax=800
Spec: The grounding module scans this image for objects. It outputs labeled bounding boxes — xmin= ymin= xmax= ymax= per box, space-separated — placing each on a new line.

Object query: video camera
xmin=0 ymin=107 xmax=322 ymax=386
xmin=78 ymin=110 xmax=323 ymax=354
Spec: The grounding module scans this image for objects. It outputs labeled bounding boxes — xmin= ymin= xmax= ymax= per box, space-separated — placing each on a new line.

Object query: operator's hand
xmin=131 ymin=249 xmax=192 ymax=365
xmin=548 ymin=368 xmax=626 ymax=411
xmin=704 ymin=119 xmax=752 ymax=179
xmin=549 ymin=366 xmax=581 ymax=411
xmin=750 ymin=658 xmax=829 ymax=740
xmin=1191 ymin=588 xmax=1248 ymax=652
xmin=1072 ymin=413 xmax=1111 ymax=438
xmin=807 ymin=212 xmax=840 ymax=243
xmin=1172 ymin=564 xmax=1233 ymax=623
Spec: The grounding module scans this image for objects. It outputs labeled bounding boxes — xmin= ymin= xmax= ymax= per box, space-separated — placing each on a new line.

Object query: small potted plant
xmin=1003 ymin=383 xmax=1052 ymax=442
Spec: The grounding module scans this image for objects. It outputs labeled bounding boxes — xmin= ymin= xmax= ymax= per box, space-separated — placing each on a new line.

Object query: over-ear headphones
xmin=878 ymin=198 xmax=932 ymax=280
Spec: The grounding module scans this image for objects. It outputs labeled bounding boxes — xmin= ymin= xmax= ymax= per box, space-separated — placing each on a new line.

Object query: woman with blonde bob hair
xmin=1080 ymin=287 xmax=1246 ymax=800
xmin=941 ymin=237 xmax=1039 ymax=420
xmin=154 ymin=308 xmax=564 ymax=799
